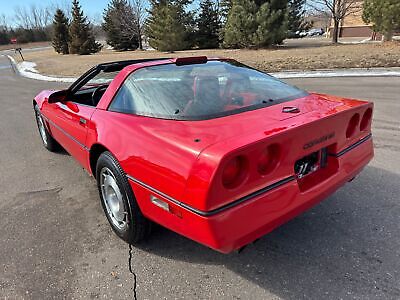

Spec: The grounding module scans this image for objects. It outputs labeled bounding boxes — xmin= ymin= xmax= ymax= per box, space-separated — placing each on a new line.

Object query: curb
xmin=5 ymin=55 xmax=400 ymax=82
xmin=4 ymin=54 xmax=19 ymax=74
xmin=6 ymin=55 xmax=77 ymax=83
xmin=271 ymin=68 xmax=400 ymax=79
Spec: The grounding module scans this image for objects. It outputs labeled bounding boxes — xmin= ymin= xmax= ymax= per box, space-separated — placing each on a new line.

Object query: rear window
xmin=108 ymin=60 xmax=308 ymax=120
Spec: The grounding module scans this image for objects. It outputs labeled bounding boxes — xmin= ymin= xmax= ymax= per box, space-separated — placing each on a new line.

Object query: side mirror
xmin=65 ymin=101 xmax=79 ymax=113
xmin=48 ymin=90 xmax=68 ymax=104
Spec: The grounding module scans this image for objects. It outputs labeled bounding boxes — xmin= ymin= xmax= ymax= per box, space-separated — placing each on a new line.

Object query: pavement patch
xmin=0 ymin=64 xmax=11 ymax=70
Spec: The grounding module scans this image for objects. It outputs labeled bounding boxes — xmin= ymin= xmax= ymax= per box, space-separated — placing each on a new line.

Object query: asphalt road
xmin=0 ymin=54 xmax=399 ymax=300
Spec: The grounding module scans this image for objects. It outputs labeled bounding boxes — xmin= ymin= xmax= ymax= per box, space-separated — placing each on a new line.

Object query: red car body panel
xmin=34 ymin=58 xmax=374 ymax=253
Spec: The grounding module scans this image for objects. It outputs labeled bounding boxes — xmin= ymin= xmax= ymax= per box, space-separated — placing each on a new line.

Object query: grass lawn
xmin=0 ymin=41 xmax=51 ymax=51
xmin=12 ymin=41 xmax=400 ymax=77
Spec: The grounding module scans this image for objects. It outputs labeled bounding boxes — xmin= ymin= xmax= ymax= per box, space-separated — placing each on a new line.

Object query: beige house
xmin=329 ymin=0 xmax=378 ymax=38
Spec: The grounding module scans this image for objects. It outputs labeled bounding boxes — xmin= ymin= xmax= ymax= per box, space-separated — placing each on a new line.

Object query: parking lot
xmin=0 ymin=54 xmax=399 ymax=299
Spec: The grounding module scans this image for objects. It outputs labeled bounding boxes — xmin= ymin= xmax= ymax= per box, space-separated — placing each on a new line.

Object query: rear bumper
xmin=130 ymin=136 xmax=374 ymax=253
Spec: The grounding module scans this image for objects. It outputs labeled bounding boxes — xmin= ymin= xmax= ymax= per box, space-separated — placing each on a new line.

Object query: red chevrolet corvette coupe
xmin=33 ymin=57 xmax=374 ymax=253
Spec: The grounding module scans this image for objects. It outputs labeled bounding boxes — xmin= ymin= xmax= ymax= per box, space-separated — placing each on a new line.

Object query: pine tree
xmin=218 ymin=0 xmax=233 ymax=43
xmin=219 ymin=0 xmax=233 ymax=22
xmin=223 ymin=0 xmax=257 ymax=48
xmin=287 ymin=0 xmax=311 ymax=35
xmin=223 ymin=0 xmax=287 ymax=48
xmin=103 ymin=0 xmax=139 ymax=50
xmin=52 ymin=9 xmax=70 ymax=54
xmin=0 ymin=27 xmax=10 ymax=45
xmin=363 ymin=0 xmax=400 ymax=42
xmin=69 ymin=0 xmax=102 ymax=55
xmin=146 ymin=0 xmax=193 ymax=52
xmin=253 ymin=0 xmax=288 ymax=46
xmin=197 ymin=0 xmax=221 ymax=48
xmin=182 ymin=4 xmax=197 ymax=48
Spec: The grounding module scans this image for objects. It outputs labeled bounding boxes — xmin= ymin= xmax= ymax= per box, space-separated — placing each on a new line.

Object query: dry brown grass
xmin=12 ymin=42 xmax=400 ymax=77
xmin=0 ymin=41 xmax=51 ymax=51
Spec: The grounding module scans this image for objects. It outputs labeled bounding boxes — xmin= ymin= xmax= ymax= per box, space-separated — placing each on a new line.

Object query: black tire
xmin=96 ymin=151 xmax=152 ymax=244
xmin=34 ymin=105 xmax=59 ymax=152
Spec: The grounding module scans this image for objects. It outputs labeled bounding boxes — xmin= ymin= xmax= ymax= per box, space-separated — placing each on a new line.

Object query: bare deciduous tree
xmin=103 ymin=0 xmax=141 ymax=50
xmin=14 ymin=6 xmax=31 ymax=29
xmin=0 ymin=14 xmax=8 ymax=29
xmin=50 ymin=0 xmax=72 ymax=16
xmin=130 ymin=0 xmax=148 ymax=50
xmin=119 ymin=3 xmax=139 ymax=48
xmin=308 ymin=0 xmax=361 ymax=43
xmin=14 ymin=4 xmax=52 ymax=30
xmin=31 ymin=4 xmax=52 ymax=29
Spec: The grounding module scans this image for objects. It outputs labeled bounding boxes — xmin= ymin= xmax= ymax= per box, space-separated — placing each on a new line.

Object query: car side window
xmin=109 ymin=77 xmax=191 ymax=116
xmin=108 ymin=84 xmax=135 ymax=114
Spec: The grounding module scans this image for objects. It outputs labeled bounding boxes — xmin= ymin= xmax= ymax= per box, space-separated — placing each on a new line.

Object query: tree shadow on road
xmin=138 ymin=166 xmax=400 ymax=299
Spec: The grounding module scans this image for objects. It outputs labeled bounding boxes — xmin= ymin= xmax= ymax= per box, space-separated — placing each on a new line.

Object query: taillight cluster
xmin=360 ymin=108 xmax=373 ymax=131
xmin=346 ymin=108 xmax=372 ymax=138
xmin=222 ymin=156 xmax=248 ymax=189
xmin=346 ymin=113 xmax=360 ymax=138
xmin=221 ymin=144 xmax=280 ymax=189
xmin=257 ymin=144 xmax=281 ymax=175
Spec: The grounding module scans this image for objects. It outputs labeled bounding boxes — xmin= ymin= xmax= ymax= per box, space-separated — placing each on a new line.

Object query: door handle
xmin=79 ymin=118 xmax=87 ymax=125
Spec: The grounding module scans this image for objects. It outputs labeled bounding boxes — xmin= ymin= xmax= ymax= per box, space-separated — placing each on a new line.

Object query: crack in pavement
xmin=128 ymin=243 xmax=138 ymax=300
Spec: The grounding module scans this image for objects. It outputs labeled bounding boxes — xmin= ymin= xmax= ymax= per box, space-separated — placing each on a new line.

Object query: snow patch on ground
xmin=271 ymin=68 xmax=400 ymax=79
xmin=339 ymin=37 xmax=375 ymax=45
xmin=19 ymin=61 xmax=39 ymax=73
xmin=7 ymin=55 xmax=77 ymax=83
xmin=6 ymin=55 xmax=400 ymax=82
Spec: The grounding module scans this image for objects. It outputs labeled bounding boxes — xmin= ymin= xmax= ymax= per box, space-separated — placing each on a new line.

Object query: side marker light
xmin=150 ymin=195 xmax=170 ymax=212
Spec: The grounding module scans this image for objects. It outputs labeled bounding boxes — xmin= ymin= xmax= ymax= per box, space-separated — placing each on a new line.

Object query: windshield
xmin=108 ymin=60 xmax=308 ymax=120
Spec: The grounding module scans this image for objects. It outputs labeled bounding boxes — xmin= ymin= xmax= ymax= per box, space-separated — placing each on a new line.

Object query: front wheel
xmin=96 ymin=151 xmax=152 ymax=244
xmin=34 ymin=104 xmax=59 ymax=152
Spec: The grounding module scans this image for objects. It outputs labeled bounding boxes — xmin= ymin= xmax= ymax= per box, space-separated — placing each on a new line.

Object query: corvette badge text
xmin=303 ymin=133 xmax=335 ymax=150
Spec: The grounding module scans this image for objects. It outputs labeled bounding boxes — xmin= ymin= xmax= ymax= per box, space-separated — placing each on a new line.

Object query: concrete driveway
xmin=0 ymin=54 xmax=399 ymax=299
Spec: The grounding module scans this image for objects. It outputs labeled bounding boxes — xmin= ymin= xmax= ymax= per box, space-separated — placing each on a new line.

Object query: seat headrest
xmin=193 ymin=76 xmax=220 ymax=103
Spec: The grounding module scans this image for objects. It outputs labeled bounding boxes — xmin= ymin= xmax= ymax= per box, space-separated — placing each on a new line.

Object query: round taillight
xmin=258 ymin=144 xmax=280 ymax=175
xmin=346 ymin=113 xmax=360 ymax=138
xmin=222 ymin=156 xmax=248 ymax=189
xmin=360 ymin=108 xmax=372 ymax=131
